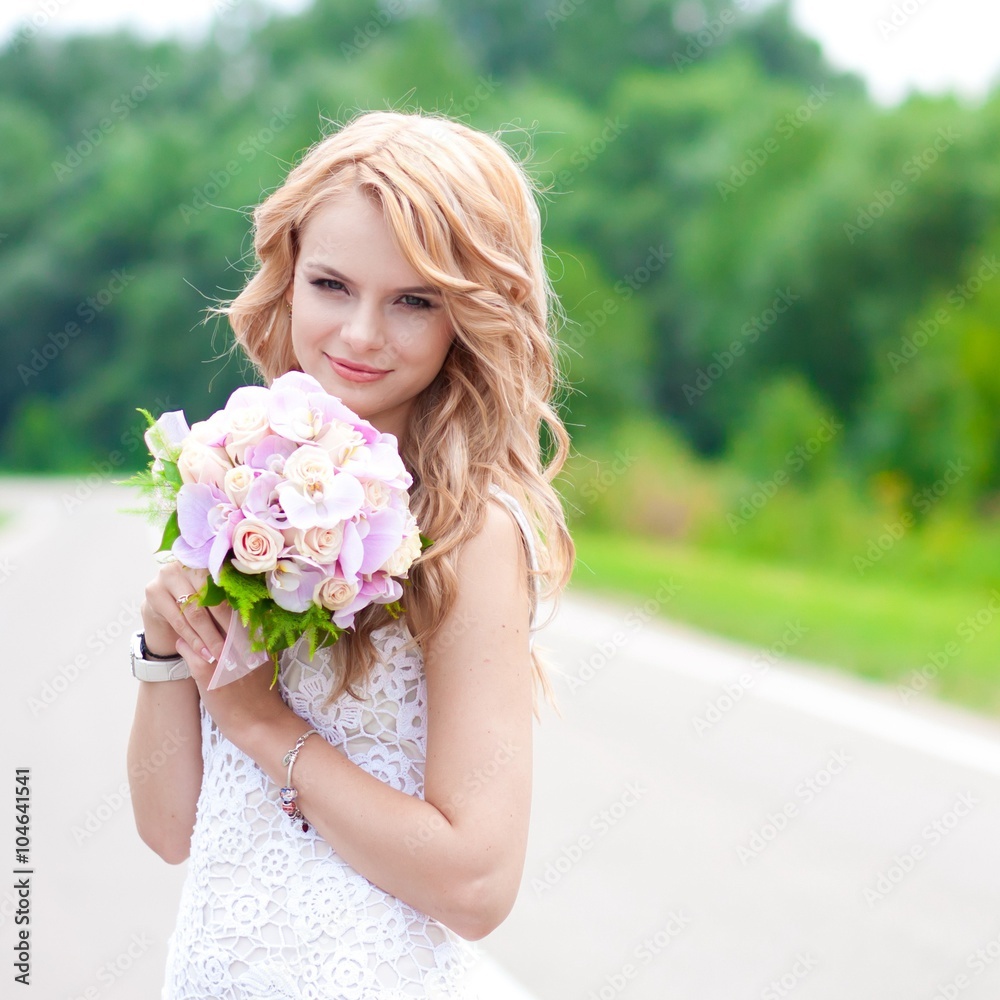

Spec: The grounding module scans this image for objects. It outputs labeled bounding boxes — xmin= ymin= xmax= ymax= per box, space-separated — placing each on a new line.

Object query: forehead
xmin=296 ymin=187 xmax=423 ymax=281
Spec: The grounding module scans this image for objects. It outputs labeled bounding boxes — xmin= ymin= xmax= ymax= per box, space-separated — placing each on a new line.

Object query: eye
xmin=400 ymin=294 xmax=432 ymax=309
xmin=311 ymin=278 xmax=346 ymax=292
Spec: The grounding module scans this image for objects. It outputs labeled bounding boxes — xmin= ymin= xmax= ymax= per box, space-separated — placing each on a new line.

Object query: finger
xmin=175 ymin=638 xmax=219 ymax=700
xmin=175 ymin=634 xmax=218 ymax=671
xmin=165 ymin=585 xmax=226 ymax=662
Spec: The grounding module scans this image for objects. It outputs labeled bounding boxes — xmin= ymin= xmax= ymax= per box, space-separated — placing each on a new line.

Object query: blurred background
xmin=4 ymin=3 xmax=1000 ymax=998
xmin=2 ymin=0 xmax=998 ymax=718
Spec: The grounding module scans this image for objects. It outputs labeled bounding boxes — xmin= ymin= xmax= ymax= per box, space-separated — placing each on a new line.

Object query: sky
xmin=1 ymin=0 xmax=998 ymax=108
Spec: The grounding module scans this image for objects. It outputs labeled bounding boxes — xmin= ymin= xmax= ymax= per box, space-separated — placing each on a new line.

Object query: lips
xmin=329 ymin=356 xmax=389 ymax=374
xmin=326 ymin=355 xmax=391 ymax=383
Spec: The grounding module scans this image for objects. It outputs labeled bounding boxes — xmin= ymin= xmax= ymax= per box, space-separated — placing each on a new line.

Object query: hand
xmin=141 ymin=560 xmax=231 ymax=661
xmin=181 ymin=640 xmax=290 ymax=749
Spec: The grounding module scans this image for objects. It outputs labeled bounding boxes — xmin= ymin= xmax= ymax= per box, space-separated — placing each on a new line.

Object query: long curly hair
xmin=214 ymin=108 xmax=575 ymax=721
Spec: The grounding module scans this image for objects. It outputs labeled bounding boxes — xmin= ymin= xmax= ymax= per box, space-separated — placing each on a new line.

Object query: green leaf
xmin=158 ymin=509 xmax=181 ymax=552
xmin=135 ymin=407 xmax=157 ymax=429
xmin=200 ymin=573 xmax=227 ymax=606
xmin=161 ymin=460 xmax=184 ymax=488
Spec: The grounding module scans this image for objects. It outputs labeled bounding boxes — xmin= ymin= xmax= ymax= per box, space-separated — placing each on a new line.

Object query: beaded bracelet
xmin=280 ymin=729 xmax=321 ymax=832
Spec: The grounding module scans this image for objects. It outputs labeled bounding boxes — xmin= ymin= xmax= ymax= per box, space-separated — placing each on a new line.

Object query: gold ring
xmin=175 ymin=593 xmax=194 ymax=606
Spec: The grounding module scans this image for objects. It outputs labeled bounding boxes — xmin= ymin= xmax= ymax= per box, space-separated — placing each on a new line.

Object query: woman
xmin=127 ymin=108 xmax=575 ymax=999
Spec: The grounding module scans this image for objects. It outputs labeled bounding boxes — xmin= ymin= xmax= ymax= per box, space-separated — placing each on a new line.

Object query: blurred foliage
xmin=2 ymin=0 xmax=999 ymax=588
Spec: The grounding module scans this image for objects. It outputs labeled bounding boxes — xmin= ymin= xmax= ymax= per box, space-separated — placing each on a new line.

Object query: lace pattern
xmin=161 ymin=485 xmax=538 ymax=1000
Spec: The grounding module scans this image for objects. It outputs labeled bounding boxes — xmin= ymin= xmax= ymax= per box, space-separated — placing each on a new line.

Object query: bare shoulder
xmin=462 ymin=494 xmax=531 ymax=591
xmin=409 ymin=496 xmax=531 ymax=641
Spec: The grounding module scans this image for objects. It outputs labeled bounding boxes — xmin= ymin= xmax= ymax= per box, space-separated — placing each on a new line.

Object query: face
xmin=286 ymin=185 xmax=455 ymax=441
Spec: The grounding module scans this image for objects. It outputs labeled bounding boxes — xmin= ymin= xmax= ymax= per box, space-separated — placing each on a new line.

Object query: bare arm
xmin=127 ymin=674 xmax=202 ymax=864
xmin=181 ymin=500 xmax=535 ymax=940
xmin=126 ymin=562 xmax=230 ymax=864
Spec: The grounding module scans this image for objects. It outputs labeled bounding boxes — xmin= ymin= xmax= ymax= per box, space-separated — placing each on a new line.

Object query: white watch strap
xmin=130 ymin=631 xmax=191 ymax=681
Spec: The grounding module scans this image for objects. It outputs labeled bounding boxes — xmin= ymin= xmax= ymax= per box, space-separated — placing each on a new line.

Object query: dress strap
xmin=487 ymin=483 xmax=541 ymax=649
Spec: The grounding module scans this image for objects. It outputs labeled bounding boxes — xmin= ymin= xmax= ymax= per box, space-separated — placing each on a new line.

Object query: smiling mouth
xmin=326 ymin=355 xmax=391 ymax=382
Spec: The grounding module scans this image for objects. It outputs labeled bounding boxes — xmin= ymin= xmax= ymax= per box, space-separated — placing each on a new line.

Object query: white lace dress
xmin=161 ymin=486 xmax=539 ymax=1000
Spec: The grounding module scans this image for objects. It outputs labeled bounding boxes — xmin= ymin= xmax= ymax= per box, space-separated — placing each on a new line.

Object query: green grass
xmin=570 ymin=528 xmax=1000 ymax=719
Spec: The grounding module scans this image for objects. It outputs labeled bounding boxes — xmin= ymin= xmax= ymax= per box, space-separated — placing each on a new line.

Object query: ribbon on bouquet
xmin=207 ymin=613 xmax=274 ymax=690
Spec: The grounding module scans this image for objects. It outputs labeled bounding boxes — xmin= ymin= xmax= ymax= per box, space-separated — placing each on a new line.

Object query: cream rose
xmin=315 ymin=419 xmax=365 ymax=466
xmin=177 ymin=440 xmax=232 ymax=489
xmin=290 ymin=523 xmax=344 ymax=563
xmin=224 ymin=404 xmax=270 ymax=465
xmin=382 ymin=525 xmax=423 ymax=577
xmin=314 ymin=575 xmax=360 ymax=611
xmin=361 ymin=478 xmax=390 ymax=511
xmin=231 ymin=518 xmax=285 ymax=574
xmin=282 ymin=444 xmax=337 ymax=494
xmin=223 ymin=465 xmax=256 ymax=507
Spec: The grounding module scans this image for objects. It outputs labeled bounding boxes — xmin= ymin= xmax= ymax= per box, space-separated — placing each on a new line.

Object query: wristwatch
xmin=130 ymin=630 xmax=192 ymax=681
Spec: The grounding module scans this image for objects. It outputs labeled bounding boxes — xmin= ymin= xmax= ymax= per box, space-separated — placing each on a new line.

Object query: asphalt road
xmin=2 ymin=476 xmax=999 ymax=1000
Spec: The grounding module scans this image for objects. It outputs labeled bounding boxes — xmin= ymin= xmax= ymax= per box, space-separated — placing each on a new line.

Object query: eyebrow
xmin=306 ymin=263 xmax=439 ymax=296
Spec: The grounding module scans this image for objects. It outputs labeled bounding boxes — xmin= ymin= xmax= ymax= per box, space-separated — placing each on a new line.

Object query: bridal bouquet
xmin=119 ymin=371 xmax=428 ymax=689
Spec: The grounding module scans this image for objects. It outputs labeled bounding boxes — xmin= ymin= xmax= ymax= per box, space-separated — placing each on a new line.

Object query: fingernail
xmin=202 ymin=647 xmax=216 ymax=664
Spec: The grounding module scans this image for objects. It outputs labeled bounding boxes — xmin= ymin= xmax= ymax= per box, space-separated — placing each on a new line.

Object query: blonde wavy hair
xmin=215 ymin=108 xmax=575 ymax=721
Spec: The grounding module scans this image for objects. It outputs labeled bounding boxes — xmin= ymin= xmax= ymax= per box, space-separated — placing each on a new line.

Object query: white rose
xmin=315 ymin=419 xmax=365 ymax=467
xmin=188 ymin=411 xmax=231 ymax=446
xmin=225 ymin=404 xmax=270 ymax=465
xmin=314 ymin=575 xmax=360 ymax=611
xmin=382 ymin=527 xmax=423 ymax=577
xmin=231 ymin=518 xmax=285 ymax=574
xmin=283 ymin=445 xmax=337 ymax=493
xmin=177 ymin=439 xmax=232 ymax=488
xmin=362 ymin=479 xmax=391 ymax=511
xmin=223 ymin=465 xmax=256 ymax=507
xmin=290 ymin=523 xmax=344 ymax=564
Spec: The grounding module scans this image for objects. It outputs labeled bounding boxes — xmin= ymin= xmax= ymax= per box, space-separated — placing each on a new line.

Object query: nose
xmin=339 ymin=299 xmax=385 ymax=352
